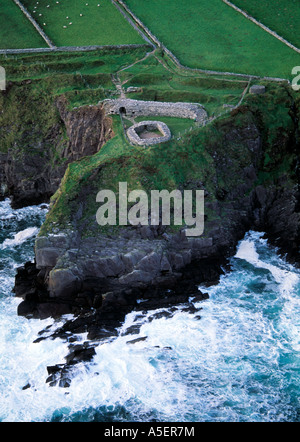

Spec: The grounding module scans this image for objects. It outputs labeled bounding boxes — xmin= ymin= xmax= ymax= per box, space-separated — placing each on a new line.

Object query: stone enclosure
xmin=127 ymin=120 xmax=171 ymax=146
xmin=102 ymin=97 xmax=207 ymax=146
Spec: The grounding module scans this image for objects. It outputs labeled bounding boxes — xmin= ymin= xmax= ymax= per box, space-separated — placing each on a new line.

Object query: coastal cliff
xmin=8 ymin=82 xmax=299 ymax=325
xmin=0 ymin=72 xmax=298 ymax=333
xmin=0 ymin=83 xmax=114 ymax=208
xmin=0 ymin=76 xmax=298 ymax=385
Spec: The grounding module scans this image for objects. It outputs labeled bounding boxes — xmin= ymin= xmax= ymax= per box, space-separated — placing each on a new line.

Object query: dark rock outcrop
xmin=7 ymin=81 xmax=300 ymax=387
xmin=14 ymin=86 xmax=300 ymax=328
xmin=0 ymin=91 xmax=114 ymax=208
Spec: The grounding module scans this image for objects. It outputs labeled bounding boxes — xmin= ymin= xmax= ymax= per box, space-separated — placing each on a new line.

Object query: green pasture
xmin=1 ymin=47 xmax=149 ymax=79
xmin=119 ymin=53 xmax=248 ymax=116
xmin=233 ymin=0 xmax=300 ymax=48
xmin=1 ymin=47 xmax=247 ymax=115
xmin=0 ymin=1 xmax=47 ymax=49
xmin=21 ymin=0 xmax=144 ymax=46
xmin=124 ymin=0 xmax=300 ymax=79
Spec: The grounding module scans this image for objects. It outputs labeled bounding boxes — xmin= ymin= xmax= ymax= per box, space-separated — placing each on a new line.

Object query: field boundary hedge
xmin=222 ymin=0 xmax=300 ymax=54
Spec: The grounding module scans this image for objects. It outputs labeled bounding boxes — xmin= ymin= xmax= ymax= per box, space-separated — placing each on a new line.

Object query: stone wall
xmin=127 ymin=120 xmax=171 ymax=146
xmin=0 ymin=44 xmax=149 ymax=55
xmin=13 ymin=0 xmax=55 ymax=48
xmin=116 ymin=0 xmax=290 ymax=83
xmin=103 ymin=98 xmax=207 ymax=123
xmin=111 ymin=0 xmax=154 ymax=47
xmin=222 ymin=0 xmax=300 ymax=54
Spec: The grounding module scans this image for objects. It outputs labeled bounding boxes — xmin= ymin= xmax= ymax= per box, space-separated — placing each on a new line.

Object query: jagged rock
xmin=126 ymin=336 xmax=147 ymax=345
xmin=65 ymin=345 xmax=96 ymax=365
xmin=0 ymin=94 xmax=114 ymax=209
xmin=119 ymin=269 xmax=154 ymax=285
xmin=48 ymin=268 xmax=81 ymax=298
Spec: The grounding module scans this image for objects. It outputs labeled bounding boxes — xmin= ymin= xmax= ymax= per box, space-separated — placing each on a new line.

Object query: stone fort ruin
xmin=102 ymin=98 xmax=207 ymax=146
xmin=103 ymin=98 xmax=207 ymax=123
xmin=126 ymin=120 xmax=171 ymax=146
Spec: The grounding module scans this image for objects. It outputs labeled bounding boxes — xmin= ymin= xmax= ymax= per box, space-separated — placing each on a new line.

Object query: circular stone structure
xmin=126 ymin=121 xmax=171 ymax=146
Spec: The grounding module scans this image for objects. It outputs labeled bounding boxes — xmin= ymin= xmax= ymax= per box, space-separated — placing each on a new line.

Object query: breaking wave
xmin=0 ymin=199 xmax=299 ymax=422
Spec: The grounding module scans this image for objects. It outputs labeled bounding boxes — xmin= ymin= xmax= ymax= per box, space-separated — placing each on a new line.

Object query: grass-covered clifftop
xmin=0 ymin=46 xmax=249 ymax=208
xmin=40 ymin=81 xmax=299 ymax=242
xmin=0 ymin=47 xmax=148 ymax=205
xmin=0 ymin=47 xmax=299 ymax=257
xmin=3 ymin=47 xmax=299 ymax=324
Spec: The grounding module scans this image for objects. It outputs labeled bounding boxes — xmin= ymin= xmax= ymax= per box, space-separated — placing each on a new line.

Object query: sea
xmin=0 ymin=198 xmax=299 ymax=422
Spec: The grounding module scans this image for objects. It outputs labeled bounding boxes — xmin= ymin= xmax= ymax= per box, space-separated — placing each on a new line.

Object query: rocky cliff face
xmin=13 ymin=84 xmax=300 ymax=328
xmin=56 ymin=96 xmax=114 ymax=162
xmin=5 ymin=81 xmax=299 ymax=385
xmin=0 ymin=79 xmax=298 ymax=333
xmin=0 ymin=86 xmax=113 ymax=208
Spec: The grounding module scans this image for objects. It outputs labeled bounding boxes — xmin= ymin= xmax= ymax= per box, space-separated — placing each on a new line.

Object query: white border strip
xmin=223 ymin=0 xmax=300 ymax=54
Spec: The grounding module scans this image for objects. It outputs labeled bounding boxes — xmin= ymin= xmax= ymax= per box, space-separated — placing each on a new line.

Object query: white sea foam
xmin=0 ymin=203 xmax=300 ymax=422
xmin=0 ymin=198 xmax=48 ymax=221
xmin=235 ymin=237 xmax=260 ymax=263
xmin=1 ymin=227 xmax=39 ymax=249
xmin=235 ymin=231 xmax=299 ymax=296
xmin=0 ymin=199 xmax=15 ymax=220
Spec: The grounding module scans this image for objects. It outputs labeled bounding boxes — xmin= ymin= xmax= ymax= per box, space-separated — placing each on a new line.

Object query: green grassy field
xmin=124 ymin=0 xmax=300 ymax=79
xmin=118 ymin=52 xmax=248 ymax=115
xmin=2 ymin=46 xmax=149 ymax=79
xmin=0 ymin=46 xmax=247 ymax=115
xmin=2 ymin=0 xmax=299 ymax=80
xmin=0 ymin=1 xmax=47 ymax=49
xmin=21 ymin=0 xmax=144 ymax=46
xmin=39 ymin=79 xmax=298 ymax=237
xmin=233 ymin=0 xmax=300 ymax=48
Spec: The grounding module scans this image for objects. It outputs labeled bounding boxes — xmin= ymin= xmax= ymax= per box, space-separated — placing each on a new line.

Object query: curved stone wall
xmin=127 ymin=120 xmax=171 ymax=146
xmin=103 ymin=98 xmax=207 ymax=123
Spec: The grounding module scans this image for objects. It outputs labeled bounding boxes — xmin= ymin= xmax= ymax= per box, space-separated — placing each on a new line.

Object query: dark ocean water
xmin=0 ymin=199 xmax=299 ymax=422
